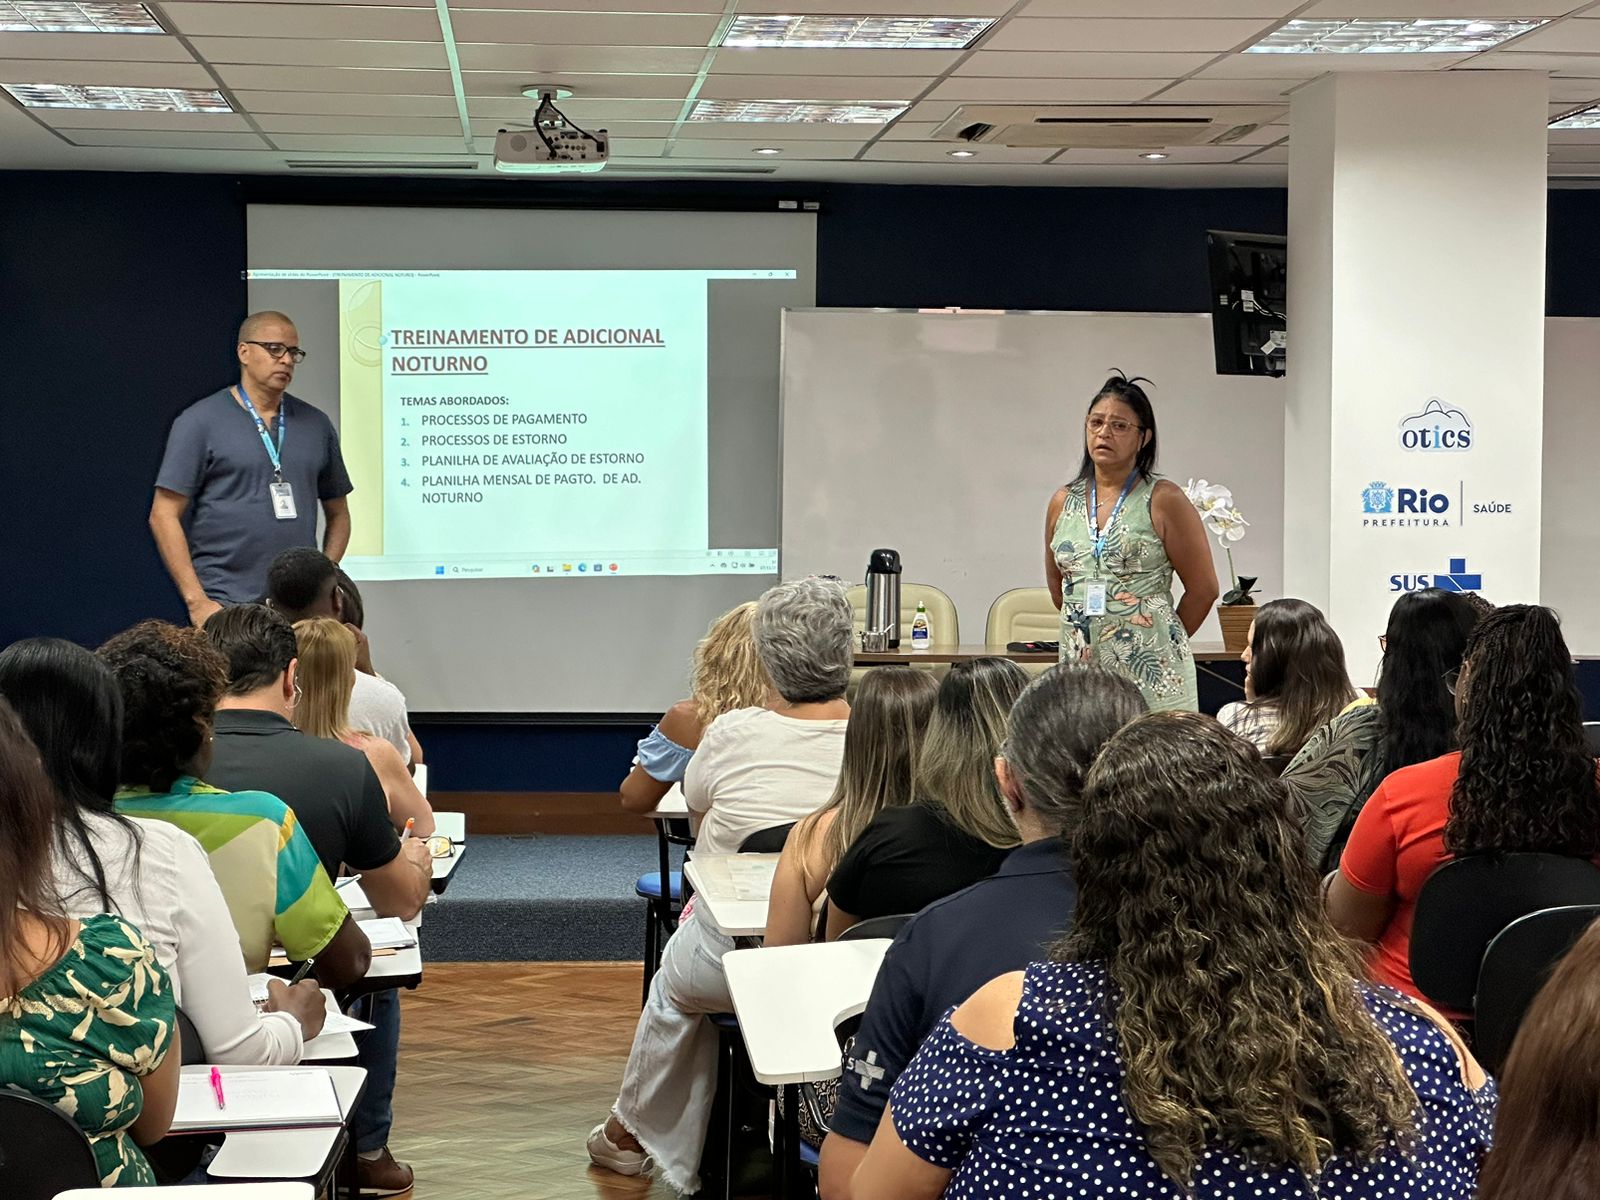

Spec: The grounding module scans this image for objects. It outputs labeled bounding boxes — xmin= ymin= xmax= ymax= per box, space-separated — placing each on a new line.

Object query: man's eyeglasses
xmin=245 ymin=340 xmax=308 ymax=364
xmin=1086 ymin=416 xmax=1141 ymax=436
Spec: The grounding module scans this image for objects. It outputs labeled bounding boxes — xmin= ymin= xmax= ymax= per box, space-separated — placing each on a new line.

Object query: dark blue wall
xmin=4 ymin=171 xmax=1596 ymax=789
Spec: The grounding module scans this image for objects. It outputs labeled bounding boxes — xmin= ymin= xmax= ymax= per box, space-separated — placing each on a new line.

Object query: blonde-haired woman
xmin=619 ymin=601 xmax=770 ymax=813
xmin=293 ymin=617 xmax=435 ymax=838
xmin=764 ymin=667 xmax=940 ymax=947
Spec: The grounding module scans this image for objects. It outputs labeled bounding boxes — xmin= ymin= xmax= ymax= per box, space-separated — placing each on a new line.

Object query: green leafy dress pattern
xmin=0 ymin=914 xmax=174 ymax=1186
xmin=1052 ymin=475 xmax=1198 ymax=713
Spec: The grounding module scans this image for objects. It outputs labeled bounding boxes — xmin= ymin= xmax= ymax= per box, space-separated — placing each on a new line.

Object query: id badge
xmin=269 ymin=481 xmax=298 ymax=521
xmin=1084 ymin=580 xmax=1108 ymax=617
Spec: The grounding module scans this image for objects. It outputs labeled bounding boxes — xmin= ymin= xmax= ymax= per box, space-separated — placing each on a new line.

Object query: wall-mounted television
xmin=1206 ymin=229 xmax=1286 ymax=377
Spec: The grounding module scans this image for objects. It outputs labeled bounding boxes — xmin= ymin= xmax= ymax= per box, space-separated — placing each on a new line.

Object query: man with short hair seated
xmin=816 ymin=664 xmax=1147 ymax=1200
xmin=266 ymin=546 xmax=420 ymax=767
xmin=202 ymin=602 xmax=431 ymax=1198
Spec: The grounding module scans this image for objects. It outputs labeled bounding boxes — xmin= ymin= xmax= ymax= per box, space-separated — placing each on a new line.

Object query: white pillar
xmin=1285 ymin=71 xmax=1549 ymax=685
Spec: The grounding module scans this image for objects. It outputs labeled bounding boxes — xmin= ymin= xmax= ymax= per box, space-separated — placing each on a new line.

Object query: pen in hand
xmin=287 ymin=957 xmax=317 ymax=986
xmin=401 ymin=818 xmax=415 ymax=841
xmin=210 ymin=1066 xmax=226 ymax=1111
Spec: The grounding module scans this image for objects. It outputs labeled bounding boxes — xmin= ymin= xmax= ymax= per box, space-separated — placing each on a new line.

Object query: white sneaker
xmin=587 ymin=1121 xmax=654 ymax=1177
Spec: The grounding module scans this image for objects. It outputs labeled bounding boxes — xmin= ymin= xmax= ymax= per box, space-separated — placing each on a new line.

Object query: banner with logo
xmin=1331 ymin=393 xmax=1537 ymax=686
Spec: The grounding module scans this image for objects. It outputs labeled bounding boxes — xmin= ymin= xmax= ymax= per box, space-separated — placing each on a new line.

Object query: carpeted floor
xmin=420 ymin=834 xmax=683 ymax=962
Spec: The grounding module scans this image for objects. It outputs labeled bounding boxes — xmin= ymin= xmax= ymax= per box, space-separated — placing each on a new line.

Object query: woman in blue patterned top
xmin=618 ymin=601 xmax=769 ymax=813
xmin=851 ymin=712 xmax=1494 ymax=1200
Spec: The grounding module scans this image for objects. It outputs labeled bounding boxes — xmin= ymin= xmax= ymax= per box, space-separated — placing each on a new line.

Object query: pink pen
xmin=210 ymin=1066 xmax=226 ymax=1111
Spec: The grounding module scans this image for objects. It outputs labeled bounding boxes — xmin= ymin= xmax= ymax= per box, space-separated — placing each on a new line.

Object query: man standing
xmin=151 ymin=311 xmax=353 ymax=626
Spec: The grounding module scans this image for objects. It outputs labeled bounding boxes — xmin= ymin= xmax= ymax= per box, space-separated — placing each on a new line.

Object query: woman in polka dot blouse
xmin=850 ymin=712 xmax=1495 ymax=1200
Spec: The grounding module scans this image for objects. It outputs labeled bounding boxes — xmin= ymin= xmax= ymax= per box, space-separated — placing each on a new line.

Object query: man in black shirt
xmin=817 ymin=664 xmax=1145 ymax=1200
xmin=203 ymin=603 xmax=431 ymax=1196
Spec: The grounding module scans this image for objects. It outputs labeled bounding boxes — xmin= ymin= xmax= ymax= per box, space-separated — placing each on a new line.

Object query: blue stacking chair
xmin=637 ymin=816 xmax=694 ymax=1006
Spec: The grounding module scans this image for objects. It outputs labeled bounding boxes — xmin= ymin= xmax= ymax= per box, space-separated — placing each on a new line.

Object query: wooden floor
xmin=392 ymin=962 xmax=680 ymax=1200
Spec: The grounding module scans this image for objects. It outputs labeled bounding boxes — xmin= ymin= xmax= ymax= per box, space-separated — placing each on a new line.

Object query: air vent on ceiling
xmin=932 ymin=105 xmax=1286 ymax=150
xmin=286 ymin=159 xmax=479 ymax=171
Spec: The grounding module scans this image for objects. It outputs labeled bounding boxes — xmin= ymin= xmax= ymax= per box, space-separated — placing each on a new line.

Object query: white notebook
xmin=357 ymin=916 xmax=417 ymax=951
xmin=172 ymin=1068 xmax=342 ymax=1132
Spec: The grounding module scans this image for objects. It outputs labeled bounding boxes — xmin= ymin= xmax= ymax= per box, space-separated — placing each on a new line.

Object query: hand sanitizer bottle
xmin=910 ymin=601 xmax=931 ymax=650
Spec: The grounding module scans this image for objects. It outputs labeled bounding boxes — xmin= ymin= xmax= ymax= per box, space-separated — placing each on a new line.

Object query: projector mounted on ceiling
xmin=495 ymin=88 xmax=610 ymax=175
xmin=931 ymin=104 xmax=1287 ymax=150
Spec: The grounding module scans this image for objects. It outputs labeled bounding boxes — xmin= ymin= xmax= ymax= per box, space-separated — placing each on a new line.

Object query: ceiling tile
xmin=1478 ymin=50 xmax=1600 ymax=74
xmin=0 ymin=31 xmax=197 ymax=62
xmin=1051 ymin=144 xmax=1259 ymax=163
xmin=190 ymin=37 xmax=447 ymax=69
xmin=1549 ymin=143 xmax=1600 ymax=160
xmin=1148 ymin=76 xmax=1300 ymax=102
xmin=161 ymin=3 xmax=443 ymax=40
xmin=464 ymin=95 xmax=686 ymax=121
xmin=927 ymin=76 xmax=1169 ymax=103
xmin=1501 ymin=18 xmax=1600 ymax=55
xmin=1021 ymin=0 xmax=1295 ymax=14
xmin=984 ymin=18 xmax=1279 ymax=54
xmin=903 ymin=98 xmax=960 ymax=123
xmin=214 ymin=64 xmax=455 ymax=93
xmin=0 ymin=58 xmax=216 ymax=86
xmin=955 ymin=50 xmax=1218 ymax=77
xmin=1296 ymin=0 xmax=1585 ymax=15
xmin=39 ymin=109 xmax=254 ymax=131
xmin=269 ymin=132 xmax=476 ymax=152
xmin=668 ymin=137 xmax=864 ymax=158
xmin=460 ymin=70 xmax=694 ymax=99
xmin=453 ymin=44 xmax=705 ymax=73
xmin=62 ymin=129 xmax=269 ymax=148
xmin=659 ymin=119 xmax=877 ymax=140
xmin=254 ymin=112 xmax=465 ymax=134
xmin=446 ymin=10 xmax=718 ymax=47
xmin=235 ymin=89 xmax=456 ymax=115
xmin=453 ymin=0 xmax=719 ymax=8
xmin=708 ymin=48 xmax=962 ymax=77
xmin=877 ymin=120 xmax=938 ymax=140
xmin=1203 ymin=51 xmax=1473 ymax=75
xmin=731 ymin=0 xmax=1014 ymax=12
xmin=865 ymin=140 xmax=1057 ymax=163
xmin=469 ymin=117 xmax=669 ymax=139
xmin=696 ymin=74 xmax=924 ymax=100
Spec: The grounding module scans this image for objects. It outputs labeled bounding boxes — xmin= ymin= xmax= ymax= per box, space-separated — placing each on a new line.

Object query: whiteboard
xmin=781 ymin=310 xmax=1600 ymax=658
xmin=779 ymin=310 xmax=1287 ymax=649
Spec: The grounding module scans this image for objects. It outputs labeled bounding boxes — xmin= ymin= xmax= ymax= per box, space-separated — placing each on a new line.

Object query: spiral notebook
xmin=172 ymin=1068 xmax=343 ymax=1132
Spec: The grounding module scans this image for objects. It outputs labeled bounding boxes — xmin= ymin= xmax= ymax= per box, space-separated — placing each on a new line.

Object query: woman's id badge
xmin=1084 ymin=581 xmax=1108 ymax=617
xmin=269 ymin=481 xmax=298 ymax=520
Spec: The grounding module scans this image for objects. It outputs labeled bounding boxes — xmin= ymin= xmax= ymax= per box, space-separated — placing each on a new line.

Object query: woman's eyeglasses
xmin=424 ymin=834 xmax=458 ymax=859
xmin=1086 ymin=416 xmax=1141 ymax=437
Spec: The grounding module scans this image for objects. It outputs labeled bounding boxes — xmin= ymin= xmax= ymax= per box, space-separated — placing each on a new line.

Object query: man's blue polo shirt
xmin=829 ymin=837 xmax=1076 ymax=1145
xmin=155 ymin=387 xmax=352 ymax=604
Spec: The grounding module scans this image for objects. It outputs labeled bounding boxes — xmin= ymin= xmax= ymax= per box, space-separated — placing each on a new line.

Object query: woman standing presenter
xmin=1044 ymin=374 xmax=1218 ymax=712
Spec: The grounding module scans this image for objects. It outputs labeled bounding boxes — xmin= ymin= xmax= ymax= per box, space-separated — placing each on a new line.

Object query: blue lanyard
xmin=236 ymin=384 xmax=285 ymax=479
xmin=1089 ymin=474 xmax=1136 ymax=564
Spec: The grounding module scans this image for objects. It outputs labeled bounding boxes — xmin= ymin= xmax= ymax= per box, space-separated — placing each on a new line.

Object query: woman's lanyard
xmin=1089 ymin=474 xmax=1136 ymax=567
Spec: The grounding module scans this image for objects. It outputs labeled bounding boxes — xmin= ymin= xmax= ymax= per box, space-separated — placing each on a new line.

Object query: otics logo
xmin=1400 ymin=398 xmax=1472 ymax=452
xmin=1390 ymin=557 xmax=1483 ymax=593
xmin=1362 ymin=482 xmax=1451 ymax=526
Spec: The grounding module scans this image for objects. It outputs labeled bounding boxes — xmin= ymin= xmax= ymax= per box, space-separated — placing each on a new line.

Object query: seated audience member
xmin=619 ymin=600 xmax=768 ymax=814
xmin=1477 ymin=916 xmax=1600 ymax=1200
xmin=0 ymin=637 xmax=324 ymax=1064
xmin=825 ymin=657 xmax=1028 ymax=940
xmin=1328 ymin=604 xmax=1600 ymax=1017
xmin=0 ymin=698 xmax=179 ymax=1186
xmin=334 ymin=566 xmax=423 ymax=767
xmin=266 ymin=547 xmax=416 ymax=767
xmin=99 ymin=620 xmax=370 ymax=988
xmin=852 ymin=712 xmax=1495 ymax=1200
xmin=203 ymin=606 xmax=434 ymax=915
xmin=589 ymin=577 xmax=854 ymax=1190
xmin=203 ymin=605 xmax=425 ymax=1197
xmin=1283 ymin=589 xmax=1481 ymax=872
xmin=1218 ymin=597 xmax=1356 ymax=759
xmin=291 ymin=616 xmax=434 ymax=837
xmin=818 ymin=663 xmax=1145 ymax=1199
xmin=765 ymin=667 xmax=939 ymax=947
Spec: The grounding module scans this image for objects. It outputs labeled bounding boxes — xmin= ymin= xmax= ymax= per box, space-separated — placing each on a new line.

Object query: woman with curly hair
xmin=1328 ymin=604 xmax=1600 ymax=1016
xmin=851 ymin=713 xmax=1494 ymax=1200
xmin=618 ymin=600 xmax=770 ymax=814
xmin=101 ymin=620 xmax=370 ymax=987
xmin=1217 ymin=597 xmax=1356 ymax=759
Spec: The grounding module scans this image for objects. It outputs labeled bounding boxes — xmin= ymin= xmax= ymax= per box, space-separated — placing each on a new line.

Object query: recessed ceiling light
xmin=1551 ymin=104 xmax=1600 ymax=129
xmin=753 ymin=146 xmax=782 ymax=155
xmin=1247 ymin=17 xmax=1546 ymax=54
xmin=947 ymin=149 xmax=977 ymax=158
xmin=0 ymin=1 xmax=162 ymax=32
xmin=1140 ymin=152 xmax=1169 ymax=160
xmin=689 ymin=99 xmax=907 ymax=124
xmin=2 ymin=82 xmax=232 ymax=111
xmin=720 ymin=14 xmax=995 ymax=50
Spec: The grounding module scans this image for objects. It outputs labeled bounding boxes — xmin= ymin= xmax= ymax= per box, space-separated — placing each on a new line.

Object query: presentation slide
xmin=248 ymin=267 xmax=785 ymax=582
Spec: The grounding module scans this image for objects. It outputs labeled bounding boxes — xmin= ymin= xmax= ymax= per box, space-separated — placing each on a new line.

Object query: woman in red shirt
xmin=1327 ymin=604 xmax=1600 ymax=1013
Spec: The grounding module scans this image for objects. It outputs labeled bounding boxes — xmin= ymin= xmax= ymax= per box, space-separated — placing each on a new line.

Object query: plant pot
xmin=1217 ymin=603 xmax=1256 ymax=656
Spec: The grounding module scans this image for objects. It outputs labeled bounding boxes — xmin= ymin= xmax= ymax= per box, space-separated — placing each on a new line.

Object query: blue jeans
xmin=351 ymin=989 xmax=401 ymax=1153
